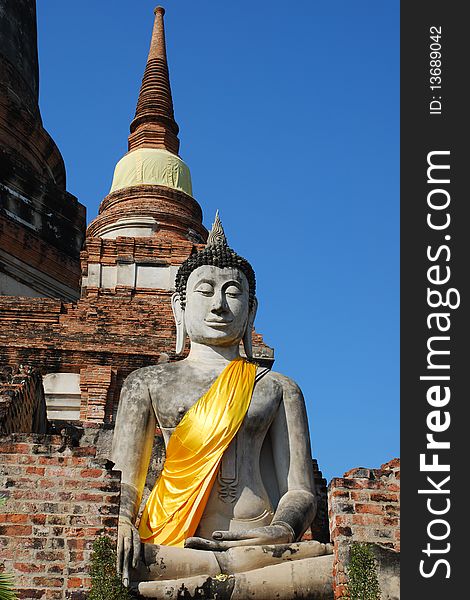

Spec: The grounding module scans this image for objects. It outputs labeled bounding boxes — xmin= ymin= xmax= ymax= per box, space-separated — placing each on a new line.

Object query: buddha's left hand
xmin=185 ymin=524 xmax=294 ymax=550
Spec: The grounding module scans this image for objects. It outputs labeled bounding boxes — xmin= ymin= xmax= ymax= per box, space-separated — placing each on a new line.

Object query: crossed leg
xmin=130 ymin=540 xmax=334 ymax=598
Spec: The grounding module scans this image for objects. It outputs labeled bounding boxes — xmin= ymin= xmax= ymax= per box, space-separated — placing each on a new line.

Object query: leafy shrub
xmin=88 ymin=536 xmax=132 ymax=600
xmin=347 ymin=543 xmax=381 ymax=600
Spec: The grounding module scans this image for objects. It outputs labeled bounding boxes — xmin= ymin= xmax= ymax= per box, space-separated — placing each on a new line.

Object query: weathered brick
xmin=67 ymin=566 xmax=87 ymax=576
xmin=32 ymin=576 xmax=64 ymax=587
xmin=25 ymin=466 xmax=46 ymax=475
xmin=32 ymin=514 xmax=47 ymax=525
xmin=331 ymin=526 xmax=352 ymax=539
xmin=13 ymin=563 xmax=46 ymax=573
xmin=382 ymin=458 xmax=400 ymax=470
xmin=330 ymin=489 xmax=350 ymax=499
xmin=67 ymin=538 xmax=93 ymax=551
xmin=38 ymin=457 xmax=68 ymax=466
xmin=17 ymin=589 xmax=44 ymax=599
xmin=71 ymin=493 xmax=105 ymax=503
xmin=0 ymin=513 xmax=29 ymax=523
xmin=369 ymin=491 xmax=398 ymax=503
xmin=66 ymin=591 xmax=87 ymax=600
xmin=47 ymin=515 xmax=67 ymax=526
xmin=38 ymin=479 xmax=57 ymax=489
xmin=0 ymin=443 xmax=32 ymax=454
xmin=23 ymin=538 xmax=47 ymax=550
xmin=355 ymin=503 xmax=384 ymax=515
xmin=48 ymin=538 xmax=65 ymax=549
xmin=351 ymin=514 xmax=385 ymax=526
xmin=0 ymin=525 xmax=32 ymax=536
xmin=45 ymin=591 xmax=64 ymax=600
xmin=36 ymin=551 xmax=66 ymax=562
xmin=79 ymin=468 xmax=103 ymax=479
xmin=47 ymin=564 xmax=65 ymax=574
xmin=67 ymin=577 xmax=84 ymax=589
xmin=68 ymin=551 xmax=85 ymax=563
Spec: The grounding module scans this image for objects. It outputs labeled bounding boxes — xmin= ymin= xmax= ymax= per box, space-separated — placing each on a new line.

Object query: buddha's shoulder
xmin=262 ymin=370 xmax=304 ymax=399
xmin=123 ymin=361 xmax=186 ymax=388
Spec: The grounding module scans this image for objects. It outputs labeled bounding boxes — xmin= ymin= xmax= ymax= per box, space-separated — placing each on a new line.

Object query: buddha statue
xmin=111 ymin=214 xmax=334 ymax=599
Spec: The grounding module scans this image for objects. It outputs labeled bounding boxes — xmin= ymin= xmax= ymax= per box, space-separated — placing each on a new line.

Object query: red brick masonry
xmin=0 ymin=432 xmax=121 ymax=600
xmin=0 ymin=367 xmax=47 ymax=435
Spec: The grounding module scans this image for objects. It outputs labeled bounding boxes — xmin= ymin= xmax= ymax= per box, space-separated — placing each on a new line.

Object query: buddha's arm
xmin=111 ymin=371 xmax=156 ymax=580
xmin=269 ymin=374 xmax=317 ymax=540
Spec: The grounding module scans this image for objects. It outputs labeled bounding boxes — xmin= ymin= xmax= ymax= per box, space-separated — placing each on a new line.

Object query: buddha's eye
xmin=194 ymin=283 xmax=214 ymax=296
xmin=225 ymin=286 xmax=242 ymax=298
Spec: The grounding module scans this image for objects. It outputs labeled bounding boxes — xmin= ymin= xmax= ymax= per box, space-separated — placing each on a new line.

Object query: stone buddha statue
xmin=111 ymin=214 xmax=333 ymax=599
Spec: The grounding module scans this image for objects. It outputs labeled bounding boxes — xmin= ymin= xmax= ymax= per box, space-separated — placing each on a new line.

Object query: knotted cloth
xmin=138 ymin=358 xmax=257 ymax=547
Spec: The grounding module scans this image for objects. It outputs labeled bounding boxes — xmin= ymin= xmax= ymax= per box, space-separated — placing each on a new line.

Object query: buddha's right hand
xmin=117 ymin=516 xmax=141 ymax=586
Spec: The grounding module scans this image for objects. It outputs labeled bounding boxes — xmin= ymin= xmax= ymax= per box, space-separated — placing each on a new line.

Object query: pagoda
xmin=0 ymin=5 xmax=273 ymax=426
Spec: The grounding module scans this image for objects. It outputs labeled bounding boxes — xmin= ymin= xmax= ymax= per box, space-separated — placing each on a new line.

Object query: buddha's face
xmin=184 ymin=265 xmax=250 ymax=347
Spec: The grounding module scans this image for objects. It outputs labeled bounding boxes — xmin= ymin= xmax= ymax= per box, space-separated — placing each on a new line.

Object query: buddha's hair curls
xmin=175 ymin=244 xmax=256 ymax=310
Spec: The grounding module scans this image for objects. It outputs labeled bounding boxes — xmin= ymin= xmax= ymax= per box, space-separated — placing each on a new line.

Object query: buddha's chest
xmin=151 ymin=374 xmax=281 ymax=436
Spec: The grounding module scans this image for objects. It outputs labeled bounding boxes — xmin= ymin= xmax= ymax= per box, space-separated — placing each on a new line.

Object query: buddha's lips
xmin=205 ymin=320 xmax=232 ymax=327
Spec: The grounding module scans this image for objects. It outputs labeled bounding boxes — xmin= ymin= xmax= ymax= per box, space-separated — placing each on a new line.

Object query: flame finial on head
xmin=206 ymin=210 xmax=228 ymax=247
xmin=175 ymin=211 xmax=256 ymax=309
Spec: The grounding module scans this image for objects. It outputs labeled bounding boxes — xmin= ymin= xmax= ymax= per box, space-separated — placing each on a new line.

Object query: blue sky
xmin=36 ymin=0 xmax=399 ymax=481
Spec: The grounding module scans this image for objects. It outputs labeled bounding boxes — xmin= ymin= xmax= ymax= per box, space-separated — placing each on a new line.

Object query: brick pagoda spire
xmin=128 ymin=6 xmax=180 ymax=154
xmin=86 ymin=6 xmax=206 ymax=243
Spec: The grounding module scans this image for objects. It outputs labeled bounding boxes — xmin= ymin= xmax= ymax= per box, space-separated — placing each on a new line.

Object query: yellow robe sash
xmin=138 ymin=357 xmax=257 ymax=547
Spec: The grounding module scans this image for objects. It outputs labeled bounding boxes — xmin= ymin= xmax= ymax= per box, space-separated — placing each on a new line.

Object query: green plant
xmin=0 ymin=496 xmax=17 ymax=600
xmin=347 ymin=543 xmax=381 ymax=600
xmin=88 ymin=536 xmax=133 ymax=600
xmin=0 ymin=572 xmax=18 ymax=600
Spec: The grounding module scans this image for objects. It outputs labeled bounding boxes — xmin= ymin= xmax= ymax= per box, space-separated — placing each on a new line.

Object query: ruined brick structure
xmin=0 ymin=3 xmax=399 ymax=599
xmin=329 ymin=459 xmax=400 ymax=599
xmin=0 ymin=0 xmax=86 ymax=300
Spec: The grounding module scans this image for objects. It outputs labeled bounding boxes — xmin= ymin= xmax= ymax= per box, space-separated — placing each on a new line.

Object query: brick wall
xmin=0 ymin=366 xmax=47 ymax=435
xmin=0 ymin=214 xmax=83 ymax=298
xmin=80 ymin=236 xmax=198 ymax=284
xmin=328 ymin=458 xmax=400 ymax=599
xmin=0 ymin=293 xmax=176 ymax=423
xmin=79 ymin=366 xmax=116 ymax=423
xmin=0 ymin=431 xmax=120 ymax=600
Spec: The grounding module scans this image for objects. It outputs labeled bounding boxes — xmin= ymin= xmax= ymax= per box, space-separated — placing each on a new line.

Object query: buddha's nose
xmin=211 ymin=291 xmax=227 ymax=313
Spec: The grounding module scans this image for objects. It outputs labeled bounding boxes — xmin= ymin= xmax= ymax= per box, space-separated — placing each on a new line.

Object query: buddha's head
xmin=172 ymin=213 xmax=257 ymax=356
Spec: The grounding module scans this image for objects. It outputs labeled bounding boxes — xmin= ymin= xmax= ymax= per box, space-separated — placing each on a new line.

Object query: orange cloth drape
xmin=138 ymin=357 xmax=257 ymax=547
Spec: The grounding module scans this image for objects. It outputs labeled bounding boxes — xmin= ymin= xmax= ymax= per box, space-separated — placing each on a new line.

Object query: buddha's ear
xmin=171 ymin=292 xmax=187 ymax=355
xmin=242 ymin=297 xmax=258 ymax=359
